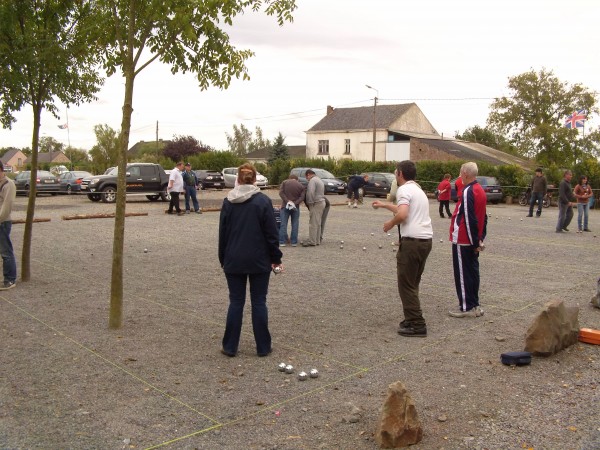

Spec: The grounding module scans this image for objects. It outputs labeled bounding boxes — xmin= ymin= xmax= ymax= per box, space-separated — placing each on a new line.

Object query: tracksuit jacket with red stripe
xmin=449 ymin=180 xmax=488 ymax=245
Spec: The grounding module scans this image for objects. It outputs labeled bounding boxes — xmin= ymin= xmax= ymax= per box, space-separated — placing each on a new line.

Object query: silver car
xmin=222 ymin=167 xmax=269 ymax=189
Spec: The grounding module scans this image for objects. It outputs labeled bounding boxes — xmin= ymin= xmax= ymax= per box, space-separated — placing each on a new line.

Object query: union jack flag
xmin=57 ymin=123 xmax=68 ymax=129
xmin=564 ymin=110 xmax=587 ymax=129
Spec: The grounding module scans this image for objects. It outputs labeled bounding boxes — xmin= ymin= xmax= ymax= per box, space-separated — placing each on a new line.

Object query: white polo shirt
xmin=396 ymin=180 xmax=433 ymax=239
xmin=168 ymin=168 xmax=184 ymax=193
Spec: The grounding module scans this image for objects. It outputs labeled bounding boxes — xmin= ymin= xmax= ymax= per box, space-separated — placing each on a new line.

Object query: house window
xmin=318 ymin=140 xmax=329 ymax=154
xmin=344 ymin=139 xmax=350 ymax=154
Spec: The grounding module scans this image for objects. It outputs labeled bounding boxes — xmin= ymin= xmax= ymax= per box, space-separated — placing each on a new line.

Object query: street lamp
xmin=365 ymin=85 xmax=378 ymax=161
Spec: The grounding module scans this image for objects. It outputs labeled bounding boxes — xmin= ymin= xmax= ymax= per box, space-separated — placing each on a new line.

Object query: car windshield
xmin=107 ymin=167 xmax=118 ymax=175
xmin=314 ymin=169 xmax=335 ymax=179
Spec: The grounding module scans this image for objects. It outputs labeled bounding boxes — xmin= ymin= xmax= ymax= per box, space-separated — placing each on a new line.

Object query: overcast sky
xmin=2 ymin=0 xmax=599 ymax=151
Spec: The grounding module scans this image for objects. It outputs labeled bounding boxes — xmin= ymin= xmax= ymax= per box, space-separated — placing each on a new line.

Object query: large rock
xmin=375 ymin=381 xmax=423 ymax=448
xmin=524 ymin=300 xmax=579 ymax=356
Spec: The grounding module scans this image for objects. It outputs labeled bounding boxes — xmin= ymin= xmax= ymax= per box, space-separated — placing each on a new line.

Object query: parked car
xmin=14 ymin=170 xmax=60 ymax=196
xmin=57 ymin=171 xmax=93 ymax=194
xmin=451 ymin=176 xmax=503 ymax=204
xmin=195 ymin=170 xmax=224 ymax=189
xmin=289 ymin=167 xmax=346 ymax=194
xmin=358 ymin=172 xmax=395 ymax=198
xmin=222 ymin=167 xmax=269 ymax=189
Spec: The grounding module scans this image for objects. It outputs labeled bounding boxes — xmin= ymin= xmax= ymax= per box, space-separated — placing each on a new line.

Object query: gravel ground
xmin=1 ymin=190 xmax=599 ymax=449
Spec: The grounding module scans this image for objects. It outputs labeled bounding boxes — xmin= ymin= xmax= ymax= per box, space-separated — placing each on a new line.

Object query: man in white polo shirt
xmin=373 ymin=160 xmax=433 ymax=337
xmin=166 ymin=161 xmax=185 ymax=215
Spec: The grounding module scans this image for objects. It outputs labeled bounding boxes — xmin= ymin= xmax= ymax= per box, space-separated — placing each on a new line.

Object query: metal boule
xmin=278 ymin=363 xmax=287 ymax=372
xmin=309 ymin=369 xmax=319 ymax=378
xmin=285 ymin=364 xmax=294 ymax=374
xmin=298 ymin=371 xmax=308 ymax=381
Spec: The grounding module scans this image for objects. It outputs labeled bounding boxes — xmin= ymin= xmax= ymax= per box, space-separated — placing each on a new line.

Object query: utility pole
xmin=156 ymin=121 xmax=159 ymax=157
xmin=366 ymin=85 xmax=378 ymax=162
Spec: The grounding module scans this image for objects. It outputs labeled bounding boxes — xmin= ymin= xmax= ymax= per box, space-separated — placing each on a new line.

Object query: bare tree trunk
xmin=21 ymin=105 xmax=42 ymax=282
xmin=108 ymin=41 xmax=135 ymax=329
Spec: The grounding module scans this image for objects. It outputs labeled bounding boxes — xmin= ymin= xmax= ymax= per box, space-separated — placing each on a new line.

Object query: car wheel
xmin=88 ymin=194 xmax=101 ymax=202
xmin=146 ymin=195 xmax=160 ymax=201
xmin=160 ymin=190 xmax=171 ymax=202
xmin=101 ymin=186 xmax=117 ymax=203
xmin=66 ymin=185 xmax=72 ymax=195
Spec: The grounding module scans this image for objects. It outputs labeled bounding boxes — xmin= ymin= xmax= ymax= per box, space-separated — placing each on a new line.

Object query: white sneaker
xmin=448 ymin=306 xmax=483 ymax=318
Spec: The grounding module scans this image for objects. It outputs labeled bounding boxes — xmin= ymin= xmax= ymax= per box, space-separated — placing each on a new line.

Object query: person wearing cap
xmin=302 ymin=169 xmax=326 ymax=247
xmin=219 ymin=163 xmax=282 ymax=357
xmin=182 ymin=163 xmax=201 ymax=214
xmin=166 ymin=161 xmax=185 ymax=215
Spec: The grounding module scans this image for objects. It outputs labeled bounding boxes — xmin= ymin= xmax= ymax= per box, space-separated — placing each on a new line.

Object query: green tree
xmin=0 ymin=0 xmax=103 ymax=282
xmin=455 ymin=125 xmax=517 ymax=155
xmin=487 ymin=68 xmax=599 ymax=166
xmin=96 ymin=0 xmax=296 ymax=328
xmin=268 ymin=132 xmax=288 ymax=164
xmin=89 ymin=124 xmax=120 ymax=172
xmin=226 ymin=124 xmax=271 ymax=155
xmin=65 ymin=147 xmax=90 ymax=168
xmin=39 ymin=136 xmax=65 ymax=153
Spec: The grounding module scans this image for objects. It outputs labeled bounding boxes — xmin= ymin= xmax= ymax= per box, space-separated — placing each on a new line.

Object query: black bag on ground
xmin=500 ymin=351 xmax=532 ymax=366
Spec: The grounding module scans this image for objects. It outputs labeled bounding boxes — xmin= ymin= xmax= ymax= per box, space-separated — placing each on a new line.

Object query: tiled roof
xmin=308 ymin=104 xmax=414 ymax=132
xmin=0 ymin=148 xmax=22 ymax=163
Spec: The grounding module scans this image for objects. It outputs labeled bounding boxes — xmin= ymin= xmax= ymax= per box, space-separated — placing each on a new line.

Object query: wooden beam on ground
xmin=13 ymin=218 xmax=51 ymax=224
xmin=62 ymin=212 xmax=148 ymax=221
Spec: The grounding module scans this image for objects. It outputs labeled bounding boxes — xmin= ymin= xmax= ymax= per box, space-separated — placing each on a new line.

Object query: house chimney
xmin=327 ymin=105 xmax=334 ymax=115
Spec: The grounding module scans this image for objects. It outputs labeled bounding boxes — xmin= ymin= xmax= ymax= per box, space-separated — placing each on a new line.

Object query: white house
xmin=306 ymin=103 xmax=439 ymax=162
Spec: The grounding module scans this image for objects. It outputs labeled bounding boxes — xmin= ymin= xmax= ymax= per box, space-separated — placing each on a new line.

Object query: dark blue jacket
xmin=219 ymin=193 xmax=282 ymax=273
xmin=348 ymin=175 xmax=368 ymax=189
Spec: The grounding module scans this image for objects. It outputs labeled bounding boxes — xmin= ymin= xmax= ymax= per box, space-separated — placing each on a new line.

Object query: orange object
xmin=578 ymin=328 xmax=600 ymax=345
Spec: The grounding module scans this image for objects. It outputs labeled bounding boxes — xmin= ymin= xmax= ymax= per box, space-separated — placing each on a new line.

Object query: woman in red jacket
xmin=437 ymin=173 xmax=452 ymax=218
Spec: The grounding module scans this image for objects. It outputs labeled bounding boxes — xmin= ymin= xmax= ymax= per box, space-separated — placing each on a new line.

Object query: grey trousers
xmin=306 ymin=201 xmax=326 ymax=245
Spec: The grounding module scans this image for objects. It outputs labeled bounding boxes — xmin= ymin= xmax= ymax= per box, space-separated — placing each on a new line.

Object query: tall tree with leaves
xmin=95 ymin=0 xmax=296 ymax=328
xmin=455 ymin=125 xmax=518 ymax=155
xmin=487 ymin=68 xmax=599 ymax=166
xmin=89 ymin=124 xmax=120 ymax=171
xmin=0 ymin=0 xmax=102 ymax=282
xmin=226 ymin=123 xmax=271 ymax=155
xmin=268 ymin=132 xmax=288 ymax=164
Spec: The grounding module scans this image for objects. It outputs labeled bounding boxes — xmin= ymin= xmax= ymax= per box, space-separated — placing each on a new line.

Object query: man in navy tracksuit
xmin=448 ymin=162 xmax=487 ymax=318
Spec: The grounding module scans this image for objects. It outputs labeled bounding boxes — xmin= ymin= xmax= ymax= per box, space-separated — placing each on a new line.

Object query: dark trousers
xmin=168 ymin=192 xmax=181 ymax=213
xmin=556 ymin=203 xmax=573 ymax=231
xmin=396 ymin=239 xmax=432 ymax=328
xmin=439 ymin=200 xmax=451 ymax=217
xmin=452 ymin=244 xmax=480 ymax=312
xmin=529 ymin=191 xmax=543 ymax=216
xmin=222 ymin=272 xmax=272 ymax=356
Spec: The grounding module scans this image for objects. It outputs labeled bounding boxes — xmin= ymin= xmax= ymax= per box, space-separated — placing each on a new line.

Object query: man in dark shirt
xmin=346 ymin=174 xmax=370 ymax=208
xmin=556 ymin=170 xmax=575 ymax=232
xmin=527 ymin=168 xmax=547 ymax=218
xmin=278 ymin=174 xmax=305 ymax=247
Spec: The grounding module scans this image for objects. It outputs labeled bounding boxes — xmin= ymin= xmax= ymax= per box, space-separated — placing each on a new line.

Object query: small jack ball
xmin=362 ymin=247 xmax=366 ymax=251
xmin=144 ymin=248 xmax=148 ymax=253
xmin=340 ymin=245 xmax=344 ymax=249
xmin=371 ymin=233 xmax=374 ymax=236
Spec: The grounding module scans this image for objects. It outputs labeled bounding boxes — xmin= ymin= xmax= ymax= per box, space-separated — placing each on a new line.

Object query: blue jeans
xmin=577 ymin=203 xmax=589 ymax=231
xmin=184 ymin=185 xmax=199 ymax=211
xmin=556 ymin=203 xmax=573 ymax=231
xmin=279 ymin=206 xmax=300 ymax=245
xmin=222 ymin=272 xmax=272 ymax=356
xmin=0 ymin=221 xmax=16 ymax=283
xmin=529 ymin=192 xmax=543 ymax=216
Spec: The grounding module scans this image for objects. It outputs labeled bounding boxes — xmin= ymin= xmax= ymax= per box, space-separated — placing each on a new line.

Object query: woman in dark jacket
xmin=219 ymin=163 xmax=283 ymax=357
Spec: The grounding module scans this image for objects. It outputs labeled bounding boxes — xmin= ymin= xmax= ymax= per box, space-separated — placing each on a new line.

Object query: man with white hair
xmin=449 ymin=162 xmax=487 ymax=318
